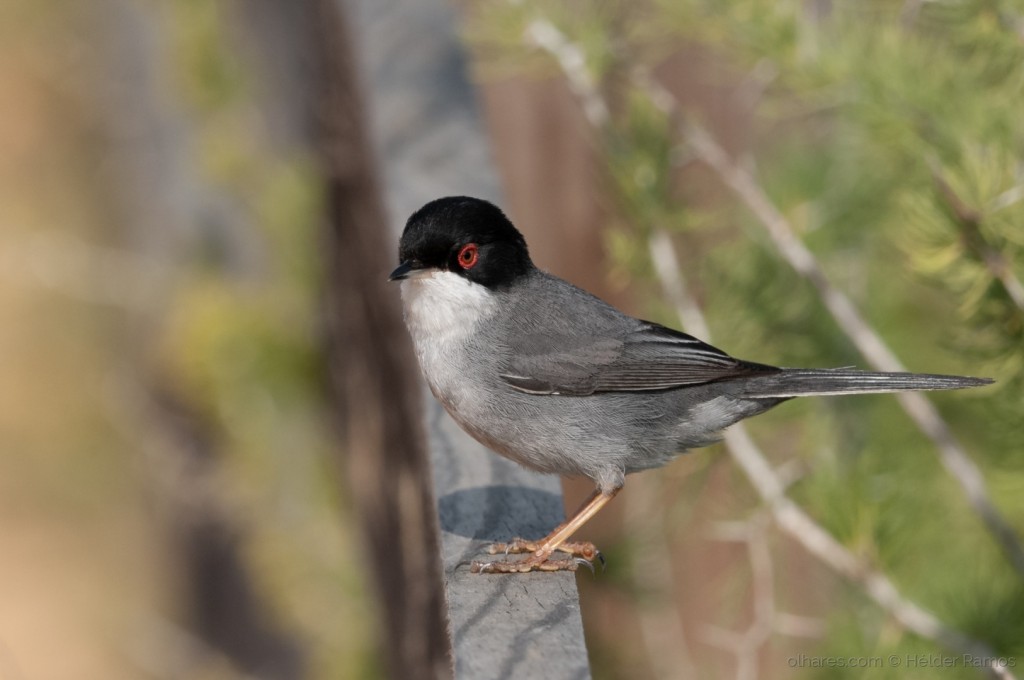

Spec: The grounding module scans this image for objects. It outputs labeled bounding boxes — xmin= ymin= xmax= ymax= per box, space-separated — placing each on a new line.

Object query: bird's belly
xmin=418 ymin=358 xmax=524 ymax=459
xmin=409 ymin=333 xmax=735 ymax=483
xmin=412 ymin=343 xmax=590 ymax=474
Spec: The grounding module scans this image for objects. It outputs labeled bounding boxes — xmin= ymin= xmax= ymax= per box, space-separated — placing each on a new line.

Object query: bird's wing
xmin=500 ymin=321 xmax=776 ymax=396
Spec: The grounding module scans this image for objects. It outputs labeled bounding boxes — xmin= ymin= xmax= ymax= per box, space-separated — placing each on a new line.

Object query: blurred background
xmin=1 ymin=0 xmax=1022 ymax=679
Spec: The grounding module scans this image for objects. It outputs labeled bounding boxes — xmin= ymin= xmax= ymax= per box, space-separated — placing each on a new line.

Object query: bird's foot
xmin=470 ymin=554 xmax=594 ymax=574
xmin=486 ymin=538 xmax=602 ymax=562
xmin=471 ymin=539 xmax=604 ymax=574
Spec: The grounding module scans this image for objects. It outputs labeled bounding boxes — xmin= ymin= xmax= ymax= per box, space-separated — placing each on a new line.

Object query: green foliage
xmin=468 ymin=0 xmax=1024 ymax=675
xmin=169 ymin=0 xmax=249 ymax=112
xmin=466 ymin=0 xmax=616 ymax=78
xmin=902 ymin=147 xmax=1024 ymax=388
xmin=607 ymin=91 xmax=685 ymax=232
xmin=158 ymin=6 xmax=379 ymax=679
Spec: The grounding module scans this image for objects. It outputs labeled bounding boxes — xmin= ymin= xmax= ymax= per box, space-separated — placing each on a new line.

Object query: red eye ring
xmin=457 ymin=243 xmax=479 ymax=270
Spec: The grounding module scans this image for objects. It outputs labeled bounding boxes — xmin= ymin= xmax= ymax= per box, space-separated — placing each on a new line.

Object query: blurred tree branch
xmin=672 ymin=114 xmax=1024 ymax=578
xmin=309 ymin=0 xmax=451 ymax=678
xmin=930 ymin=165 xmax=1024 ymax=312
xmin=652 ymin=233 xmax=1014 ymax=679
xmin=521 ymin=13 xmax=1019 ymax=678
xmin=147 ymin=383 xmax=306 ymax=680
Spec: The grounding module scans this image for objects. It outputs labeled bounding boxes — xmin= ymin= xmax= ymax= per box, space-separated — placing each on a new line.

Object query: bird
xmin=388 ymin=196 xmax=992 ymax=574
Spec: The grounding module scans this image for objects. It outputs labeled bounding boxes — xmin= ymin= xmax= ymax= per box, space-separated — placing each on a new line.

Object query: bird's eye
xmin=457 ymin=243 xmax=479 ymax=270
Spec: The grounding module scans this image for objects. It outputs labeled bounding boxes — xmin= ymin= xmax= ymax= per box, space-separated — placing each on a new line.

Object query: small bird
xmin=389 ymin=196 xmax=992 ymax=574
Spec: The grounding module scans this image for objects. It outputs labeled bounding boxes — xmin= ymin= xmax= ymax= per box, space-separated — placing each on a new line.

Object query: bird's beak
xmin=388 ymin=261 xmax=418 ymax=281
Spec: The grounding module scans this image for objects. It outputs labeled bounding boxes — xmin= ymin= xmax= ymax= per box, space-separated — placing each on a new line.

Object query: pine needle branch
xmin=528 ymin=5 xmax=1024 ymax=582
xmin=670 ymin=113 xmax=1024 ymax=578
xmin=525 ymin=16 xmax=1020 ymax=674
xmin=650 ymin=232 xmax=1015 ymax=680
xmin=930 ymin=166 xmax=1024 ymax=312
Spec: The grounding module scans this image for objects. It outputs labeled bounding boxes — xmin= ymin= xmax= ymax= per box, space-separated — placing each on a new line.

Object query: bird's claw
xmin=474 ymin=539 xmax=605 ymax=574
xmin=485 ymin=539 xmax=600 ymax=560
xmin=575 ymin=557 xmax=595 ymax=574
xmin=470 ymin=556 xmax=583 ymax=574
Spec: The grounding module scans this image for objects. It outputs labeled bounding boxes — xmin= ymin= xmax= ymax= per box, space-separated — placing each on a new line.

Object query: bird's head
xmin=389 ymin=196 xmax=533 ymax=289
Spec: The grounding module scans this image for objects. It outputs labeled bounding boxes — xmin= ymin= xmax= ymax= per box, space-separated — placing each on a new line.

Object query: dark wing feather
xmin=500 ymin=321 xmax=778 ymax=396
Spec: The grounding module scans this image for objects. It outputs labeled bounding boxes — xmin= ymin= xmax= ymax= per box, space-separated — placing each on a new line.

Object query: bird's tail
xmin=739 ymin=368 xmax=993 ymax=399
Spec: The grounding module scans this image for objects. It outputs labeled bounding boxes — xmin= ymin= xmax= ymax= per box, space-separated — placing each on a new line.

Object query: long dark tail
xmin=740 ymin=368 xmax=993 ymax=399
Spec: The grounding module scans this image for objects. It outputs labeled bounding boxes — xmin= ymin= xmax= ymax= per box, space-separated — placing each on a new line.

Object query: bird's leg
xmin=485 ymin=488 xmax=604 ymax=560
xmin=472 ymin=486 xmax=620 ymax=574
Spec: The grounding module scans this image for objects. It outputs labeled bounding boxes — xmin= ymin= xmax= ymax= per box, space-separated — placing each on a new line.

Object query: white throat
xmin=400 ymin=270 xmax=497 ymax=349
